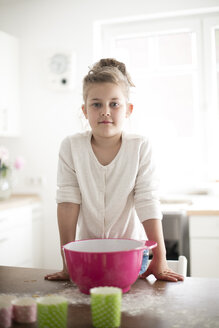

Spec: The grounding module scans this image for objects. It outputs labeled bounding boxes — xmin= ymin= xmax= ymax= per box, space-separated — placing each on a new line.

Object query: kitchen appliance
xmin=162 ymin=211 xmax=190 ymax=275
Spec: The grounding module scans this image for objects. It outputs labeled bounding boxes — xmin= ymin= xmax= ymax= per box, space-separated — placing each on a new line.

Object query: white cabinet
xmin=0 ymin=203 xmax=43 ymax=267
xmin=0 ymin=30 xmax=20 ymax=136
xmin=189 ymin=215 xmax=219 ymax=278
xmin=31 ymin=203 xmax=43 ymax=268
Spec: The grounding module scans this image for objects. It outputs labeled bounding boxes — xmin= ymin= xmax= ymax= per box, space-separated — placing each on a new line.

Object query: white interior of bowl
xmin=64 ymin=239 xmax=144 ymax=253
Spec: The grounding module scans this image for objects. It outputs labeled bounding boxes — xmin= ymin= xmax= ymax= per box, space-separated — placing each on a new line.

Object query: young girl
xmin=45 ymin=58 xmax=183 ymax=282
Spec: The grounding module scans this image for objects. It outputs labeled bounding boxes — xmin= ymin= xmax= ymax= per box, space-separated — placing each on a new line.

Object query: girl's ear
xmin=126 ymin=103 xmax=133 ymax=117
xmin=82 ymin=104 xmax=88 ymax=119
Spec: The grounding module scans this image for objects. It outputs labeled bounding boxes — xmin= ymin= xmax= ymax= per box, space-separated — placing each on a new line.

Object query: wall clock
xmin=49 ymin=53 xmax=69 ymax=75
xmin=47 ymin=52 xmax=76 ymax=90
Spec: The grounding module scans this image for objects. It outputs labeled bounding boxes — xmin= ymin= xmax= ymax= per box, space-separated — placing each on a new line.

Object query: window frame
xmin=93 ymin=11 xmax=219 ymax=183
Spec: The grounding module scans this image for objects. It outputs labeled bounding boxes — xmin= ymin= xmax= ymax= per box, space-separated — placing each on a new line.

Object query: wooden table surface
xmin=0 ymin=266 xmax=219 ymax=328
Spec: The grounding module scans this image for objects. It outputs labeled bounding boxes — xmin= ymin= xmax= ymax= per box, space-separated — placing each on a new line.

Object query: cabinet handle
xmin=0 ymin=237 xmax=9 ymax=243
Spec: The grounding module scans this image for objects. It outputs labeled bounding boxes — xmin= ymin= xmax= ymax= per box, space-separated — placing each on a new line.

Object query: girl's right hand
xmin=44 ymin=270 xmax=70 ymax=281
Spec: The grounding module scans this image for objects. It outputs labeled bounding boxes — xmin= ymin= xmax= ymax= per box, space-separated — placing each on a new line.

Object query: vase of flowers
xmin=0 ymin=146 xmax=24 ymax=200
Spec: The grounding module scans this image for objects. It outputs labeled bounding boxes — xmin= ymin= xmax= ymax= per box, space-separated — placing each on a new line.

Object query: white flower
xmin=0 ymin=146 xmax=25 ymax=171
xmin=0 ymin=146 xmax=9 ymax=164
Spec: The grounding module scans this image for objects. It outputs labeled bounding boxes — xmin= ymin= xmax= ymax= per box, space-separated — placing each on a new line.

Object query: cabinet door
xmin=190 ymin=238 xmax=219 ymax=278
xmin=0 ymin=203 xmax=43 ymax=268
xmin=0 ymin=216 xmax=32 ymax=267
xmin=0 ymin=30 xmax=20 ymax=136
xmin=190 ymin=216 xmax=219 ymax=238
xmin=31 ymin=204 xmax=43 ymax=268
xmin=189 ymin=215 xmax=219 ymax=278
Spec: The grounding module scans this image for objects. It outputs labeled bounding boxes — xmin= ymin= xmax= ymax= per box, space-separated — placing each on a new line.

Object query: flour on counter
xmin=63 ymin=283 xmax=218 ymax=327
xmin=5 ymin=280 xmax=218 ymax=328
xmin=56 ymin=284 xmax=218 ymax=328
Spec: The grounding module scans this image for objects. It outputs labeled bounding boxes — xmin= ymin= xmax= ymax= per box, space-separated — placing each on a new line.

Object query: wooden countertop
xmin=0 ymin=194 xmax=41 ymax=211
xmin=0 ymin=266 xmax=219 ymax=328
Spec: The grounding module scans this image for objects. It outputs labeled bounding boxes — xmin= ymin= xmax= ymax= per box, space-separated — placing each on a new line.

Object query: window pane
xmin=217 ymin=72 xmax=219 ymax=111
xmin=215 ymin=29 xmax=219 ymax=63
xmin=158 ymin=32 xmax=194 ymax=66
xmin=115 ymin=37 xmax=150 ymax=69
xmin=215 ymin=32 xmax=219 ymax=113
xmin=211 ymin=31 xmax=219 ymax=179
xmin=110 ymin=27 xmax=200 ymax=185
xmin=133 ymin=74 xmax=194 ymax=137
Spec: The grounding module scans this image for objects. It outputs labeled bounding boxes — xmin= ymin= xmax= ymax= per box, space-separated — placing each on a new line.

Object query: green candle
xmin=90 ymin=287 xmax=122 ymax=328
xmin=37 ymin=295 xmax=68 ymax=328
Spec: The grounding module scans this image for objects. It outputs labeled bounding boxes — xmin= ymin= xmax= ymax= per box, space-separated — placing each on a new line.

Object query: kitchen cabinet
xmin=0 ymin=30 xmax=20 ymax=136
xmin=0 ymin=199 xmax=43 ymax=267
xmin=31 ymin=203 xmax=43 ymax=268
xmin=189 ymin=215 xmax=219 ymax=278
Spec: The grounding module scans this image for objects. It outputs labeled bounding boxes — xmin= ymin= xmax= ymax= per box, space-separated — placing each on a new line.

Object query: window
xmin=204 ymin=16 xmax=219 ymax=182
xmin=94 ymin=13 xmax=219 ymax=192
xmin=114 ymin=31 xmax=197 ymax=138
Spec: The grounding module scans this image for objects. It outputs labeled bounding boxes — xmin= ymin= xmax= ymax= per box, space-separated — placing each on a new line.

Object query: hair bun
xmin=83 ymin=58 xmax=135 ymax=101
xmin=94 ymin=58 xmax=126 ymax=75
xmin=91 ymin=58 xmax=134 ymax=87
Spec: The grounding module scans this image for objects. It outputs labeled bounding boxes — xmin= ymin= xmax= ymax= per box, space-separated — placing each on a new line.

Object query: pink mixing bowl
xmin=63 ymin=238 xmax=157 ymax=294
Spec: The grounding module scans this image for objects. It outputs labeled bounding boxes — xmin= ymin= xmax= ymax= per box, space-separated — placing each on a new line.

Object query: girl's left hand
xmin=139 ymin=257 xmax=184 ymax=282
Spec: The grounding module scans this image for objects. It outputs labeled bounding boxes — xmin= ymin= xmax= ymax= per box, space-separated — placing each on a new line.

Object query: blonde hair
xmin=83 ymin=58 xmax=135 ymax=102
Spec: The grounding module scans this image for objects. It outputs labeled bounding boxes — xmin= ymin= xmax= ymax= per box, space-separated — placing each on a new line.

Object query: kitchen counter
xmin=0 ymin=194 xmax=41 ymax=211
xmin=0 ymin=193 xmax=218 ymax=216
xmin=0 ymin=266 xmax=219 ymax=328
xmin=161 ymin=195 xmax=219 ymax=216
xmin=186 ymin=195 xmax=219 ymax=215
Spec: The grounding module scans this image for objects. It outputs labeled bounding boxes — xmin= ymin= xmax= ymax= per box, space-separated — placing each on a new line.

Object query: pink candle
xmin=12 ymin=297 xmax=37 ymax=324
xmin=0 ymin=301 xmax=12 ymax=328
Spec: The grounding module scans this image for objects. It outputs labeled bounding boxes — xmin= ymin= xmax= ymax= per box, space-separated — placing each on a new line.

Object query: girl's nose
xmin=101 ymin=105 xmax=111 ymax=116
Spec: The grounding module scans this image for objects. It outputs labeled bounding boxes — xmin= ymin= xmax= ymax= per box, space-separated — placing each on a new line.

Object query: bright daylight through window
xmin=97 ymin=13 xmax=219 ymax=194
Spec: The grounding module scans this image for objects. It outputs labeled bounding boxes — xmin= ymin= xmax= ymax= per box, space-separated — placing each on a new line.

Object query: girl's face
xmin=82 ymin=82 xmax=133 ymax=139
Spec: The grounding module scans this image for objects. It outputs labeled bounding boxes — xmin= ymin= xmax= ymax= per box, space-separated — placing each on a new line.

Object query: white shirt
xmin=56 ymin=131 xmax=162 ymax=240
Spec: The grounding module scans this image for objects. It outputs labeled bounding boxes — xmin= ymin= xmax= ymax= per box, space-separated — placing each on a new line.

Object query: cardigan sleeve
xmin=134 ymin=138 xmax=162 ymax=222
xmin=56 ymin=136 xmax=82 ymax=204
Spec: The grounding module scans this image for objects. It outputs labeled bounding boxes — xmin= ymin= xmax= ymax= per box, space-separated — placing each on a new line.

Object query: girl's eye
xmin=110 ymin=102 xmax=119 ymax=108
xmin=92 ymin=103 xmax=101 ymax=108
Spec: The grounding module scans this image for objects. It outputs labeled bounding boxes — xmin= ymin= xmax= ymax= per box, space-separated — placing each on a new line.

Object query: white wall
xmin=0 ymin=0 xmax=218 ymax=269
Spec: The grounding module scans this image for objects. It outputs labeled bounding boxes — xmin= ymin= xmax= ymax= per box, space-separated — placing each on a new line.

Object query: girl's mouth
xmin=99 ymin=121 xmax=113 ymax=124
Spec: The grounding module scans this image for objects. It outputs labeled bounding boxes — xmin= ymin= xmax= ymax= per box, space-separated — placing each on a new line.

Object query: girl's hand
xmin=44 ymin=270 xmax=70 ymax=281
xmin=139 ymin=257 xmax=184 ymax=282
